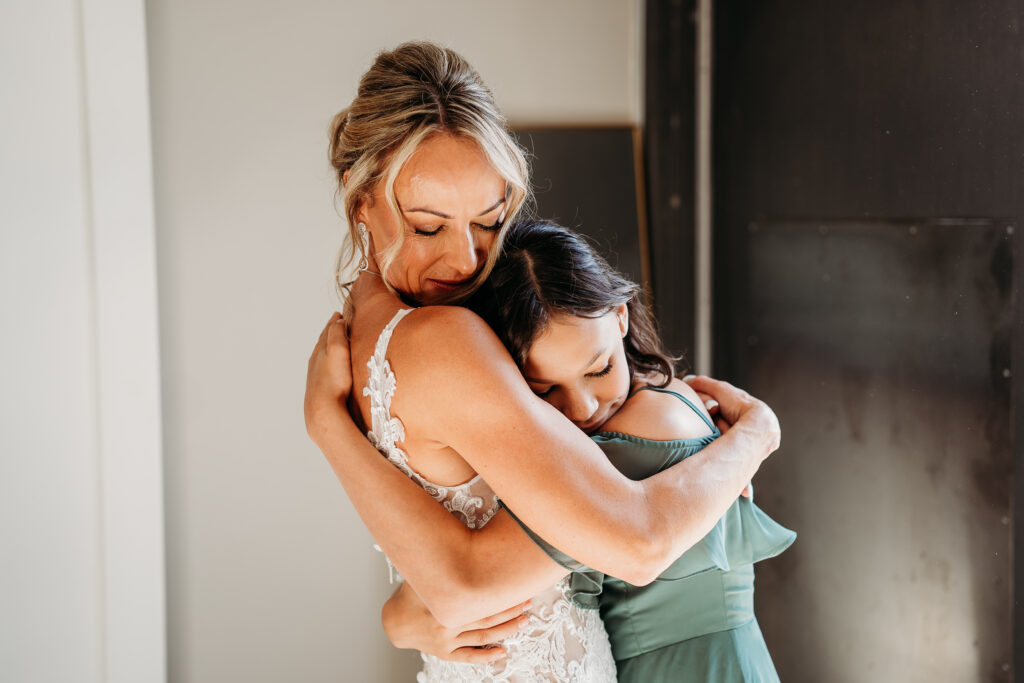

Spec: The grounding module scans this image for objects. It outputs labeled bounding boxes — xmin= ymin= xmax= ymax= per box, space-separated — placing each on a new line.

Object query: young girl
xmin=455 ymin=218 xmax=796 ymax=681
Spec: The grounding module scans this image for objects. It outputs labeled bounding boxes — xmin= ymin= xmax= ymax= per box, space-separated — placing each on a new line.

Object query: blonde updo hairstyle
xmin=329 ymin=41 xmax=531 ymax=303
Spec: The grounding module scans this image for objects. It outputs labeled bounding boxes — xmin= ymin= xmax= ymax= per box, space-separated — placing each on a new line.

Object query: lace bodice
xmin=363 ymin=309 xmax=617 ymax=682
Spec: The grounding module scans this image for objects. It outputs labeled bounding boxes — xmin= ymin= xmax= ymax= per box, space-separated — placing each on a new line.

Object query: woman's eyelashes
xmin=587 ymin=360 xmax=614 ymax=378
xmin=411 ymin=220 xmax=502 ymax=236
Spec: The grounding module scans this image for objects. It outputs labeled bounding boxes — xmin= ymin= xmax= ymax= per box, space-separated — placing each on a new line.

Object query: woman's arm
xmin=307 ymin=314 xmax=567 ymax=626
xmin=306 ymin=310 xmax=778 ymax=614
xmin=391 ymin=307 xmax=778 ymax=584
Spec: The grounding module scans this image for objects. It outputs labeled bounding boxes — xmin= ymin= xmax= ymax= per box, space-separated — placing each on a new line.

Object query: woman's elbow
xmin=617 ymin=527 xmax=677 ymax=586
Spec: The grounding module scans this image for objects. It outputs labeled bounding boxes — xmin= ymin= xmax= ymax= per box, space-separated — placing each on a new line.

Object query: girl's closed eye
xmin=587 ymin=361 xmax=614 ymax=378
xmin=532 ymin=385 xmax=555 ymax=399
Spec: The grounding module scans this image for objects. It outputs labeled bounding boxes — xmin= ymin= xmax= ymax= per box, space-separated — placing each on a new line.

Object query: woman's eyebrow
xmin=401 ymin=197 xmax=505 ymax=219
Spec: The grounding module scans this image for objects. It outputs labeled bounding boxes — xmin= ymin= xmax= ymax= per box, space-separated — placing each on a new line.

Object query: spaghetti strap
xmin=629 ymin=385 xmax=718 ymax=433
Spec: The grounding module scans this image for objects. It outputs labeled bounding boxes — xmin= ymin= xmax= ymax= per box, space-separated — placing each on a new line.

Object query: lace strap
xmin=371 ymin=308 xmax=414 ymax=369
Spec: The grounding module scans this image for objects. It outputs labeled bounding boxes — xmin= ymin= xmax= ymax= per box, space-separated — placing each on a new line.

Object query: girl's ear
xmin=616 ymin=303 xmax=629 ymax=338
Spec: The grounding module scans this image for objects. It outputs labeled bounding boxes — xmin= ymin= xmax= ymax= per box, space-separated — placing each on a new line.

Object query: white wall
xmin=146 ymin=1 xmax=641 ymax=681
xmin=1 ymin=1 xmax=165 ymax=682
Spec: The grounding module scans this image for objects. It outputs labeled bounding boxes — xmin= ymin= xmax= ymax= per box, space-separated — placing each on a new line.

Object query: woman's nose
xmin=446 ymin=226 xmax=488 ymax=277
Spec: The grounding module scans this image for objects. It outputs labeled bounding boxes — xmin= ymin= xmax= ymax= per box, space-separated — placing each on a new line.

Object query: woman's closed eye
xmin=586 ymin=360 xmax=614 ymax=378
xmin=413 ymin=220 xmax=501 ymax=236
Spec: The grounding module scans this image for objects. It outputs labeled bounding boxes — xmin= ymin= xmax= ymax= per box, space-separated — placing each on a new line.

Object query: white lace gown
xmin=363 ymin=308 xmax=618 ymax=683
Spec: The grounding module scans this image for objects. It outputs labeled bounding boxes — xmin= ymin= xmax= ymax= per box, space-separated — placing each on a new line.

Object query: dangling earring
xmin=356 ymin=222 xmax=381 ymax=277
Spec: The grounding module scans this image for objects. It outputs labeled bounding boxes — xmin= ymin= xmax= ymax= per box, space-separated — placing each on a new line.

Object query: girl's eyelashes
xmin=477 ymin=220 xmax=503 ymax=232
xmin=532 ymin=360 xmax=613 ymax=397
xmin=413 ymin=225 xmax=440 ymax=236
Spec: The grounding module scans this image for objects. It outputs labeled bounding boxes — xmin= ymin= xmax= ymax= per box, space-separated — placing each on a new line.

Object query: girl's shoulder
xmin=599 ymin=377 xmax=716 ymax=442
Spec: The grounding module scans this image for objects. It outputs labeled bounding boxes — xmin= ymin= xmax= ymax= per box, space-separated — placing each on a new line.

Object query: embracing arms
xmin=306 ymin=313 xmax=566 ymax=626
xmin=391 ymin=308 xmax=779 ymax=583
xmin=306 ymin=310 xmax=779 ymax=625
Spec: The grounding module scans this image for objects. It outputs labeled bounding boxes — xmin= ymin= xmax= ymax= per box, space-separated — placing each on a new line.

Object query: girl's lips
xmin=578 ymin=413 xmax=608 ymax=434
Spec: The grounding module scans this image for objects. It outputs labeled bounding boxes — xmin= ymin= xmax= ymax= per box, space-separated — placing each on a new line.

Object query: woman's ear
xmin=616 ymin=303 xmax=629 ymax=338
xmin=342 ymin=169 xmax=351 ymax=186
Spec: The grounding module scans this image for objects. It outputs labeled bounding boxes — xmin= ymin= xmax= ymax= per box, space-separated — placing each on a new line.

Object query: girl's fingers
xmin=457 ymin=614 xmax=530 ymax=648
xmin=461 ymin=601 xmax=530 ymax=631
xmin=310 ymin=313 xmax=342 ymax=361
xmin=446 ymin=646 xmax=508 ymax=664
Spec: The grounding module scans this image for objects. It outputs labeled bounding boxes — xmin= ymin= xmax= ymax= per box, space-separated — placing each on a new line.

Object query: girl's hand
xmin=304 ymin=312 xmax=354 ymax=444
xmin=382 ymin=582 xmax=531 ymax=664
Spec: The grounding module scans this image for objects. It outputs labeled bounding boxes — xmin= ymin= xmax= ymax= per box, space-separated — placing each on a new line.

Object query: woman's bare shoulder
xmin=600 ymin=377 xmax=715 ymax=441
xmin=393 ymin=306 xmax=507 ymax=362
xmin=388 ymin=305 xmax=524 ymax=394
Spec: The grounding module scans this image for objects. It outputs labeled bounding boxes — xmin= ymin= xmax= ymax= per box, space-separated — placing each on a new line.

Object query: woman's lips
xmin=429 ymin=278 xmax=471 ymax=291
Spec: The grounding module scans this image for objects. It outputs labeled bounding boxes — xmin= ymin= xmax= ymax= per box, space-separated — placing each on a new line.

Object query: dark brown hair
xmin=468 ymin=219 xmax=681 ymax=385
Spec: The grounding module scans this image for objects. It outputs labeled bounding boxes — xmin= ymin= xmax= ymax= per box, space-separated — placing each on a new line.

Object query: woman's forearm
xmin=419 ymin=325 xmax=780 ymax=585
xmin=629 ymin=406 xmax=777 ymax=582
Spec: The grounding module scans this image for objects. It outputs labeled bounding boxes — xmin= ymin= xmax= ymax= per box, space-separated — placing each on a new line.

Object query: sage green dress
xmin=505 ymin=387 xmax=796 ymax=682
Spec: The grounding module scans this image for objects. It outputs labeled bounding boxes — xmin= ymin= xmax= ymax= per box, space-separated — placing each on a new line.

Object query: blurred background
xmin=1 ymin=1 xmax=1019 ymax=682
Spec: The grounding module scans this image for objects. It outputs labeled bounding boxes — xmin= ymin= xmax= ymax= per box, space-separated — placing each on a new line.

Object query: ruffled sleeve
xmin=499 ymin=432 xmax=796 ymax=607
xmin=593 ymin=434 xmax=796 ymax=580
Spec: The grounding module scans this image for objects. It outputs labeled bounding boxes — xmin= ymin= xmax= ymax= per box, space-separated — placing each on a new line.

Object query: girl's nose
xmin=565 ymin=391 xmax=599 ymax=425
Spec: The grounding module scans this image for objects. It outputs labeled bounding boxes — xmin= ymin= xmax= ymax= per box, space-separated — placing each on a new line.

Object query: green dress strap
xmin=628 ymin=384 xmax=718 ymax=434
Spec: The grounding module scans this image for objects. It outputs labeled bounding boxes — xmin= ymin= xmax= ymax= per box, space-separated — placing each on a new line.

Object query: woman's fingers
xmin=714 ymin=416 xmax=732 ymax=435
xmin=690 ymin=390 xmax=720 ymax=416
xmin=687 ymin=374 xmax=781 ymax=455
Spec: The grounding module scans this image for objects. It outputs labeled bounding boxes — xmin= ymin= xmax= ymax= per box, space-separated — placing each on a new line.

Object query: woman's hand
xmin=382 ymin=581 xmax=531 ymax=664
xmin=304 ymin=312 xmax=354 ymax=445
xmin=683 ymin=375 xmax=780 ymax=448
xmin=684 ymin=375 xmax=779 ymax=498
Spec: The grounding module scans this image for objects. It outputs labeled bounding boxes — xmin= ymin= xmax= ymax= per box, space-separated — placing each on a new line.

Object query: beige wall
xmin=146 ymin=1 xmax=641 ymax=681
xmin=3 ymin=1 xmax=165 ymax=681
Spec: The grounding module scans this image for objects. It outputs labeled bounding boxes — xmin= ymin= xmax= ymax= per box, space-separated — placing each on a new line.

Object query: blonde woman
xmin=305 ymin=42 xmax=780 ymax=681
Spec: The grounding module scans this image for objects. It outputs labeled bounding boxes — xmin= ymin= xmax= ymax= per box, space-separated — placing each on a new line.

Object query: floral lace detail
xmin=418 ymin=576 xmax=617 ymax=683
xmin=363 ymin=308 xmax=499 ymax=529
xmin=364 ymin=309 xmax=617 ymax=682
